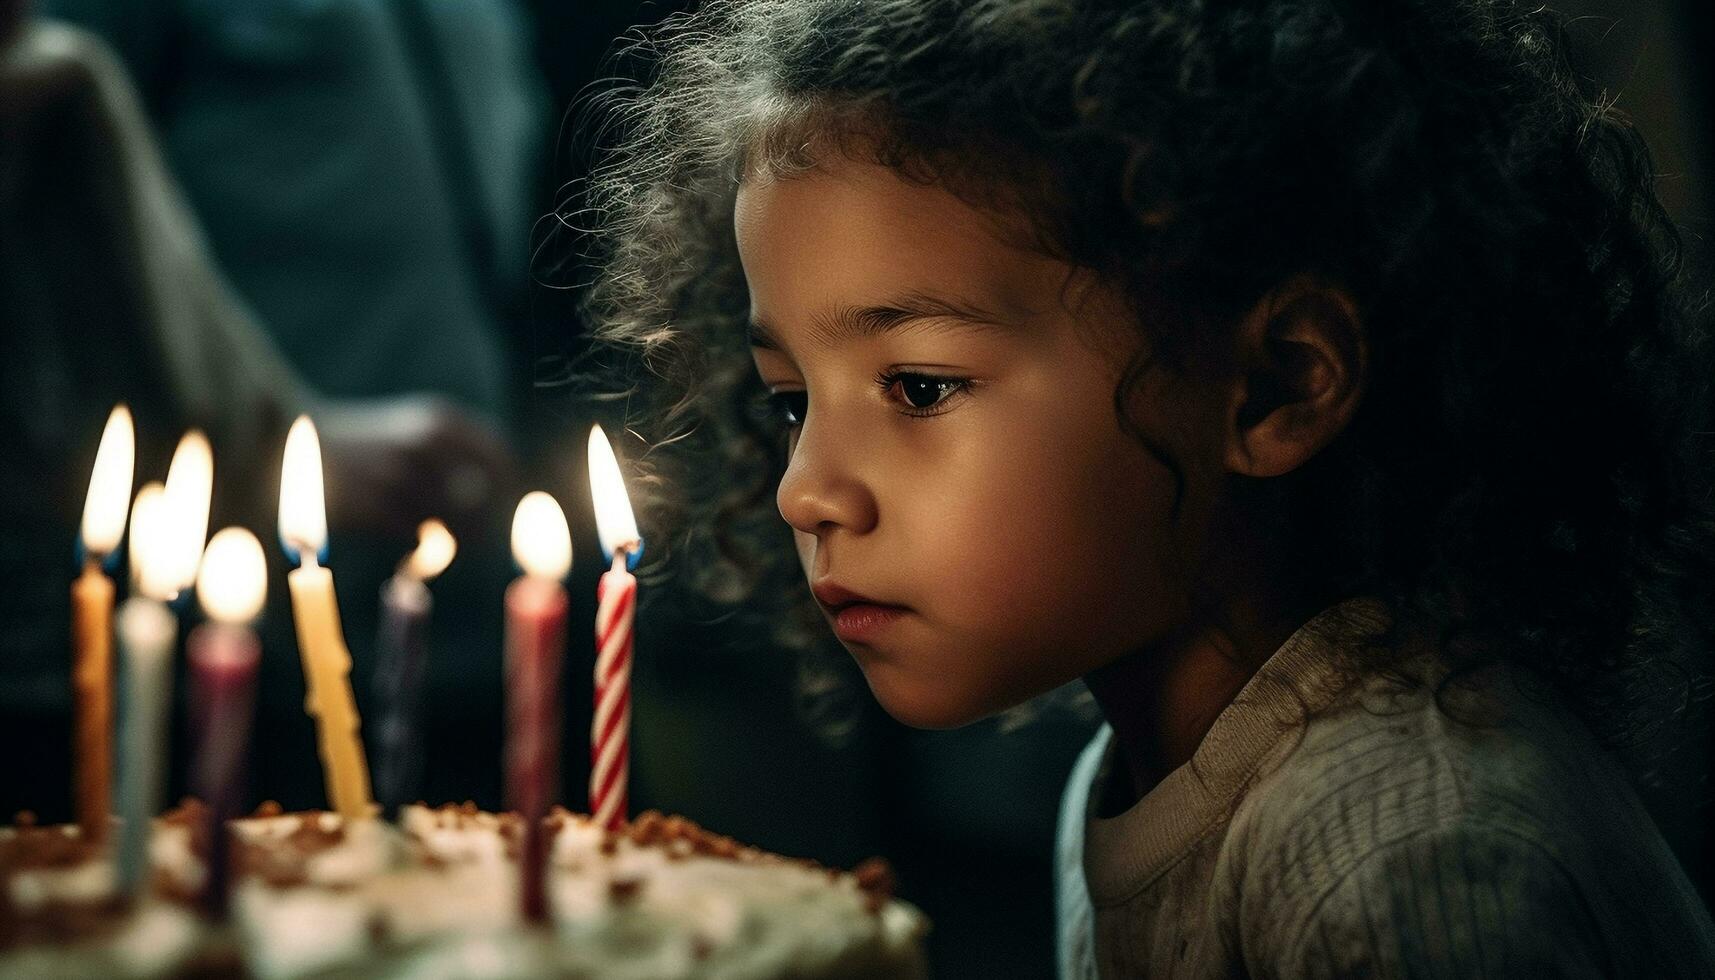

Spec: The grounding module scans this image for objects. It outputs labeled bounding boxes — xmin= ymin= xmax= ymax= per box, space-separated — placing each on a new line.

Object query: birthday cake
xmin=0 ymin=802 xmax=929 ymax=979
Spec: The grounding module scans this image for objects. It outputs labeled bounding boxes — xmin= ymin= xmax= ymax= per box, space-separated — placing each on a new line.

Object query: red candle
xmin=587 ymin=425 xmax=643 ymax=834
xmin=189 ymin=527 xmax=267 ymax=916
xmin=504 ymin=492 xmax=571 ymax=922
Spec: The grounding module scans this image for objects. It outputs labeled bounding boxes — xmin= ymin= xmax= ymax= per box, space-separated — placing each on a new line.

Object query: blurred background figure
xmin=1 ymin=0 xmax=524 ymax=847
xmin=39 ymin=0 xmax=545 ymax=426
xmin=35 ymin=0 xmax=549 ymax=817
xmin=0 ymin=2 xmax=1708 ymax=978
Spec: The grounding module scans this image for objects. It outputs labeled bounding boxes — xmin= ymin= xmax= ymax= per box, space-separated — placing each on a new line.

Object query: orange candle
xmin=73 ymin=404 xmax=134 ymax=841
xmin=71 ymin=564 xmax=115 ymax=841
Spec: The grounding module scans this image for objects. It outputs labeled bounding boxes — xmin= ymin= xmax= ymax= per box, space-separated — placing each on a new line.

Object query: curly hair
xmin=563 ymin=0 xmax=1715 ymax=757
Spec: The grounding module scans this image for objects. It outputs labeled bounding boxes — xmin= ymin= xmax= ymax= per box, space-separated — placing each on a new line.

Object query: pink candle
xmin=504 ymin=492 xmax=571 ymax=922
xmin=189 ymin=528 xmax=267 ymax=917
xmin=586 ymin=425 xmax=643 ymax=834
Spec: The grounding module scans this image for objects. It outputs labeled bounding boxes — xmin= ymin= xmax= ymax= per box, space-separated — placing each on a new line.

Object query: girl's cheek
xmin=938 ymin=443 xmax=1172 ymax=638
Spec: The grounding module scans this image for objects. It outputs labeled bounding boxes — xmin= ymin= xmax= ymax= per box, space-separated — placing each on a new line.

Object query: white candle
xmin=114 ymin=484 xmax=175 ymax=894
xmin=114 ymin=603 xmax=173 ymax=892
xmin=116 ymin=430 xmax=213 ymax=894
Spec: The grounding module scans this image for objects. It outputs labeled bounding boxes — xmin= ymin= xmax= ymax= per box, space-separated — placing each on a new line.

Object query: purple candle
xmin=189 ymin=528 xmax=267 ymax=916
xmin=373 ymin=519 xmax=456 ymax=811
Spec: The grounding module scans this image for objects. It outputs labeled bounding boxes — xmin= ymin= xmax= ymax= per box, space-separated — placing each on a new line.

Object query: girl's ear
xmin=1222 ymin=278 xmax=1367 ymax=478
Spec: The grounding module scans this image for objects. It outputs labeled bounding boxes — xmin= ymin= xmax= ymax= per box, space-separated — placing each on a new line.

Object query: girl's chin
xmin=858 ymin=662 xmax=1007 ymax=731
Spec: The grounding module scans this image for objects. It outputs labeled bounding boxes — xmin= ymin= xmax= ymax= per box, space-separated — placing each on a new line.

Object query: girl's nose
xmin=776 ymin=417 xmax=878 ymax=537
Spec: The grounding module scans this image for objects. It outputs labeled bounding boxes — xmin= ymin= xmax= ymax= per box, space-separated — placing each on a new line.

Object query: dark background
xmin=2 ymin=3 xmax=1710 ymax=978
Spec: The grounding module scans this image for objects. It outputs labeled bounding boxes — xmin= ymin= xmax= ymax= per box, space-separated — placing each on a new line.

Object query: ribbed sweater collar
xmin=1082 ymin=595 xmax=1394 ymax=905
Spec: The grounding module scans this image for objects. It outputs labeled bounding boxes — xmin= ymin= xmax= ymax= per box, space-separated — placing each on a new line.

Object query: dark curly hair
xmin=562 ymin=0 xmax=1715 ymax=758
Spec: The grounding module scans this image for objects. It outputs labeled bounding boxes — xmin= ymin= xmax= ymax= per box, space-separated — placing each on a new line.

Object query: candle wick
xmin=299 ymin=549 xmax=321 ymax=571
xmin=610 ymin=550 xmax=627 ymax=575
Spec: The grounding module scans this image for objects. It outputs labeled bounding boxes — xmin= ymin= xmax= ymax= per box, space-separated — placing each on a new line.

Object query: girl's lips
xmin=830 ymin=602 xmax=907 ymax=644
xmin=810 ymin=581 xmax=908 ymax=643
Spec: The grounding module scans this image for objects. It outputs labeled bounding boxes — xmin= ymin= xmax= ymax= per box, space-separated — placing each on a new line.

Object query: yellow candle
xmin=288 ymin=558 xmax=373 ymax=820
xmin=278 ymin=415 xmax=373 ymax=820
xmin=73 ymin=404 xmax=135 ymax=841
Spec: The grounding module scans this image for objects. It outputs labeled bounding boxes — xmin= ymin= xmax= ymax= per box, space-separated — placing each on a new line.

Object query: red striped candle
xmin=586 ymin=425 xmax=643 ymax=834
xmin=591 ymin=551 xmax=634 ymax=831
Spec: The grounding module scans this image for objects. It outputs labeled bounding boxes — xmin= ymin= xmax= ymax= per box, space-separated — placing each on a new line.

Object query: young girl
xmin=573 ymin=0 xmax=1715 ymax=975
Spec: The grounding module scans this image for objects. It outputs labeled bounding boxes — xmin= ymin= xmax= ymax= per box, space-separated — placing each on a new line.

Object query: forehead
xmin=733 ymin=157 xmax=1075 ymax=327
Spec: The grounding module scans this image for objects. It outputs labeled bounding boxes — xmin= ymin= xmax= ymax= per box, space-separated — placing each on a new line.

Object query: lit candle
xmin=114 ymin=429 xmax=210 ymax=895
xmin=587 ymin=425 xmax=643 ymax=834
xmin=278 ymin=415 xmax=373 ymax=820
xmin=505 ymin=491 xmax=570 ymax=922
xmin=159 ymin=430 xmax=213 ymax=601
xmin=74 ymin=403 xmax=134 ymax=841
xmin=188 ymin=527 xmax=266 ymax=916
xmin=373 ymin=519 xmax=456 ymax=811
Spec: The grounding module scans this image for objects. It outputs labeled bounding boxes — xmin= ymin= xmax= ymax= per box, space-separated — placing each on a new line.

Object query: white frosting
xmin=0 ymin=823 xmax=211 ymax=979
xmin=235 ymin=884 xmax=371 ymax=980
xmin=2 ymin=807 xmax=929 ymax=980
xmin=108 ymin=904 xmax=207 ymax=976
xmin=8 ymin=847 xmax=115 ymax=912
xmin=149 ymin=820 xmax=206 ymax=895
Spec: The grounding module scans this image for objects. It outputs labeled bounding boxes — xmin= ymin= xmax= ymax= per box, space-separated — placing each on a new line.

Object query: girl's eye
xmin=878 ymin=371 xmax=970 ymax=417
xmin=765 ymin=390 xmax=808 ymax=427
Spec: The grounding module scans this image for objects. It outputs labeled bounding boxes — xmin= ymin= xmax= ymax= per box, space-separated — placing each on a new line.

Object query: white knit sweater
xmin=1056 ymin=596 xmax=1715 ymax=978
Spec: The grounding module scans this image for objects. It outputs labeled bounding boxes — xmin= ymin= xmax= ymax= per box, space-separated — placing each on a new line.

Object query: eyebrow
xmin=746 ymin=293 xmax=1014 ymax=353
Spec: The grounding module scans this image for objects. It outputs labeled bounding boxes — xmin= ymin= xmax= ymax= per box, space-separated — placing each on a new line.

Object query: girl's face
xmin=736 ymin=156 xmax=1225 ymax=729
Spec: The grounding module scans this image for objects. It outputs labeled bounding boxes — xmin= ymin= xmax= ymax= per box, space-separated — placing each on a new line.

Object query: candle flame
xmin=81 ymin=404 xmax=135 ymax=557
xmin=403 ymin=518 xmax=456 ymax=582
xmin=278 ymin=415 xmax=327 ymax=562
xmin=127 ymin=483 xmax=177 ymax=601
xmin=197 ymin=527 xmax=267 ymax=624
xmin=510 ymin=492 xmax=571 ymax=580
xmin=161 ymin=430 xmax=214 ymax=593
xmin=587 ymin=425 xmax=641 ymax=560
